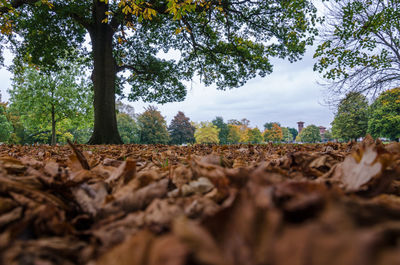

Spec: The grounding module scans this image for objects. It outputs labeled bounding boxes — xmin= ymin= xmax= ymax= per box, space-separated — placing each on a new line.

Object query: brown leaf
xmin=170 ymin=165 xmax=193 ymax=189
xmin=106 ymin=158 xmax=136 ymax=187
xmin=181 ymin=177 xmax=214 ymax=196
xmin=0 ymin=207 xmax=22 ymax=227
xmin=0 ymin=156 xmax=26 ymax=174
xmin=172 ymin=216 xmax=227 ymax=265
xmin=148 ymin=235 xmax=188 ymax=265
xmin=3 ymin=237 xmax=87 ymax=265
xmin=90 ymin=230 xmax=154 ymax=265
xmin=100 ymin=179 xmax=169 ymax=217
xmin=335 ymin=145 xmax=385 ymax=192
xmin=144 ymin=199 xmax=183 ymax=232
xmin=0 ymin=197 xmax=18 ymax=214
xmin=67 ymin=140 xmax=90 ymax=170
xmin=91 ymin=212 xmax=145 ymax=251
xmin=44 ymin=161 xmax=60 ymax=177
xmin=72 ymin=182 xmax=108 ymax=216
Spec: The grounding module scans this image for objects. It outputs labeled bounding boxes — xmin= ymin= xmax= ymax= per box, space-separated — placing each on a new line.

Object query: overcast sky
xmin=130 ymin=46 xmax=335 ymax=130
xmin=0 ymin=46 xmax=334 ymax=130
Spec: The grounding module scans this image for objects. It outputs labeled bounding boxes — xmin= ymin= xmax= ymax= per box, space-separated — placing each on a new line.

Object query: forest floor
xmin=0 ymin=137 xmax=399 ymax=265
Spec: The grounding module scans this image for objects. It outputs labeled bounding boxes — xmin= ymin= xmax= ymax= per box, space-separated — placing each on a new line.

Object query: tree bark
xmin=87 ymin=1 xmax=122 ymax=144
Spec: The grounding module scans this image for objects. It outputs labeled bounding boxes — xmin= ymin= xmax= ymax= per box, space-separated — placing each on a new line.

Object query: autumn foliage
xmin=0 ymin=136 xmax=399 ymax=264
xmin=263 ymin=123 xmax=283 ymax=142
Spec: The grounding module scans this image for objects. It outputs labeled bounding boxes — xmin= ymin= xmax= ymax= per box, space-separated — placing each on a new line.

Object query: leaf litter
xmin=0 ymin=138 xmax=399 ymax=264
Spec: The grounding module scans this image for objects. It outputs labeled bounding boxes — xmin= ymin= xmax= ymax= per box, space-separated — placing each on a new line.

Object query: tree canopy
xmin=227 ymin=124 xmax=240 ymax=144
xmin=263 ymin=123 xmax=283 ymax=142
xmin=368 ymin=87 xmax=400 ymax=141
xmin=0 ymin=104 xmax=13 ymax=142
xmin=314 ymin=0 xmax=400 ymax=99
xmin=168 ymin=111 xmax=195 ymax=145
xmin=212 ymin=116 xmax=229 ymax=145
xmin=117 ymin=112 xmax=140 ymax=144
xmin=247 ymin=127 xmax=263 ymax=144
xmin=264 ymin=122 xmax=281 ymax=130
xmin=298 ymin=124 xmax=321 ymax=143
xmin=331 ymin=92 xmax=368 ymax=141
xmin=0 ymin=0 xmax=321 ymax=144
xmin=9 ymin=60 xmax=93 ymax=145
xmin=281 ymin=127 xmax=293 ymax=142
xmin=194 ymin=121 xmax=219 ymax=144
xmin=288 ymin=127 xmax=298 ymax=141
xmin=137 ymin=106 xmax=169 ymax=144
xmin=323 ymin=129 xmax=334 ymax=142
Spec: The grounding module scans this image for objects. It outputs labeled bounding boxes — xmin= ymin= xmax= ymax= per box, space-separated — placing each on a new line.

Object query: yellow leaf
xmin=175 ymin=27 xmax=183 ymax=34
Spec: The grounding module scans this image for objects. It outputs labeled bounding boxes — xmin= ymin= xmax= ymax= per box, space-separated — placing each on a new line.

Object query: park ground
xmin=0 ymin=138 xmax=399 ymax=264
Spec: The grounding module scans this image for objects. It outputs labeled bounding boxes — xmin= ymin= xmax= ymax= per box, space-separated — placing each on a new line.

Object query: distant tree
xmin=298 ymin=124 xmax=321 ymax=143
xmin=288 ymin=127 xmax=298 ymax=141
xmin=226 ymin=119 xmax=251 ymax=142
xmin=116 ymin=101 xmax=136 ymax=118
xmin=264 ymin=122 xmax=281 ymax=130
xmin=368 ymin=87 xmax=400 ymax=141
xmin=264 ymin=123 xmax=283 ymax=142
xmin=9 ymin=61 xmax=93 ymax=145
xmin=240 ymin=118 xmax=251 ymax=127
xmin=281 ymin=127 xmax=293 ymax=142
xmin=239 ymin=127 xmax=251 ymax=143
xmin=69 ymin=127 xmax=93 ymax=144
xmin=228 ymin=118 xmax=250 ymax=127
xmin=137 ymin=106 xmax=169 ymax=144
xmin=331 ymin=92 xmax=369 ymax=141
xmin=323 ymin=129 xmax=334 ymax=142
xmin=4 ymin=107 xmax=26 ymax=144
xmin=0 ymin=104 xmax=13 ymax=142
xmin=227 ymin=119 xmax=241 ymax=126
xmin=194 ymin=122 xmax=220 ymax=144
xmin=227 ymin=124 xmax=241 ymax=144
xmin=117 ymin=113 xmax=140 ymax=144
xmin=212 ymin=117 xmax=229 ymax=145
xmin=168 ymin=111 xmax=195 ymax=145
xmin=247 ymin=127 xmax=263 ymax=144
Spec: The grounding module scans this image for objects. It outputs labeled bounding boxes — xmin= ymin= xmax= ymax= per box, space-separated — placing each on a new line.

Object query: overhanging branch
xmin=116 ymin=64 xmax=146 ymax=74
xmin=0 ymin=0 xmax=35 ymax=15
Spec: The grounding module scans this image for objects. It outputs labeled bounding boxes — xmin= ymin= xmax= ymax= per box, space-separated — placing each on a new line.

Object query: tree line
xmin=0 ymin=91 xmax=301 ymax=145
xmin=0 ymin=62 xmax=325 ymax=145
xmin=1 ymin=61 xmax=397 ymax=145
xmin=331 ymin=88 xmax=400 ymax=142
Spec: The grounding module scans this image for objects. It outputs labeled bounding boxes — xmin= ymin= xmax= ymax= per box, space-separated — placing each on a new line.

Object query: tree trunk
xmin=87 ymin=1 xmax=122 ymax=144
xmin=51 ymin=103 xmax=56 ymax=146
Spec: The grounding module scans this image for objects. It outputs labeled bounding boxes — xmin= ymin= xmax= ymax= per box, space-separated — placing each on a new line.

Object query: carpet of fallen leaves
xmin=0 ymin=136 xmax=400 ymax=265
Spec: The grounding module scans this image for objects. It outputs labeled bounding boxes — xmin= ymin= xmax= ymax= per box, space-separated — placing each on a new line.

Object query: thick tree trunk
xmin=51 ymin=104 xmax=56 ymax=146
xmin=87 ymin=1 xmax=122 ymax=144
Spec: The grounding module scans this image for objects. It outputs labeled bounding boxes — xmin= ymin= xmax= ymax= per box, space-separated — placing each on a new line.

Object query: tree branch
xmin=116 ymin=64 xmax=146 ymax=74
xmin=69 ymin=11 xmax=93 ymax=31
